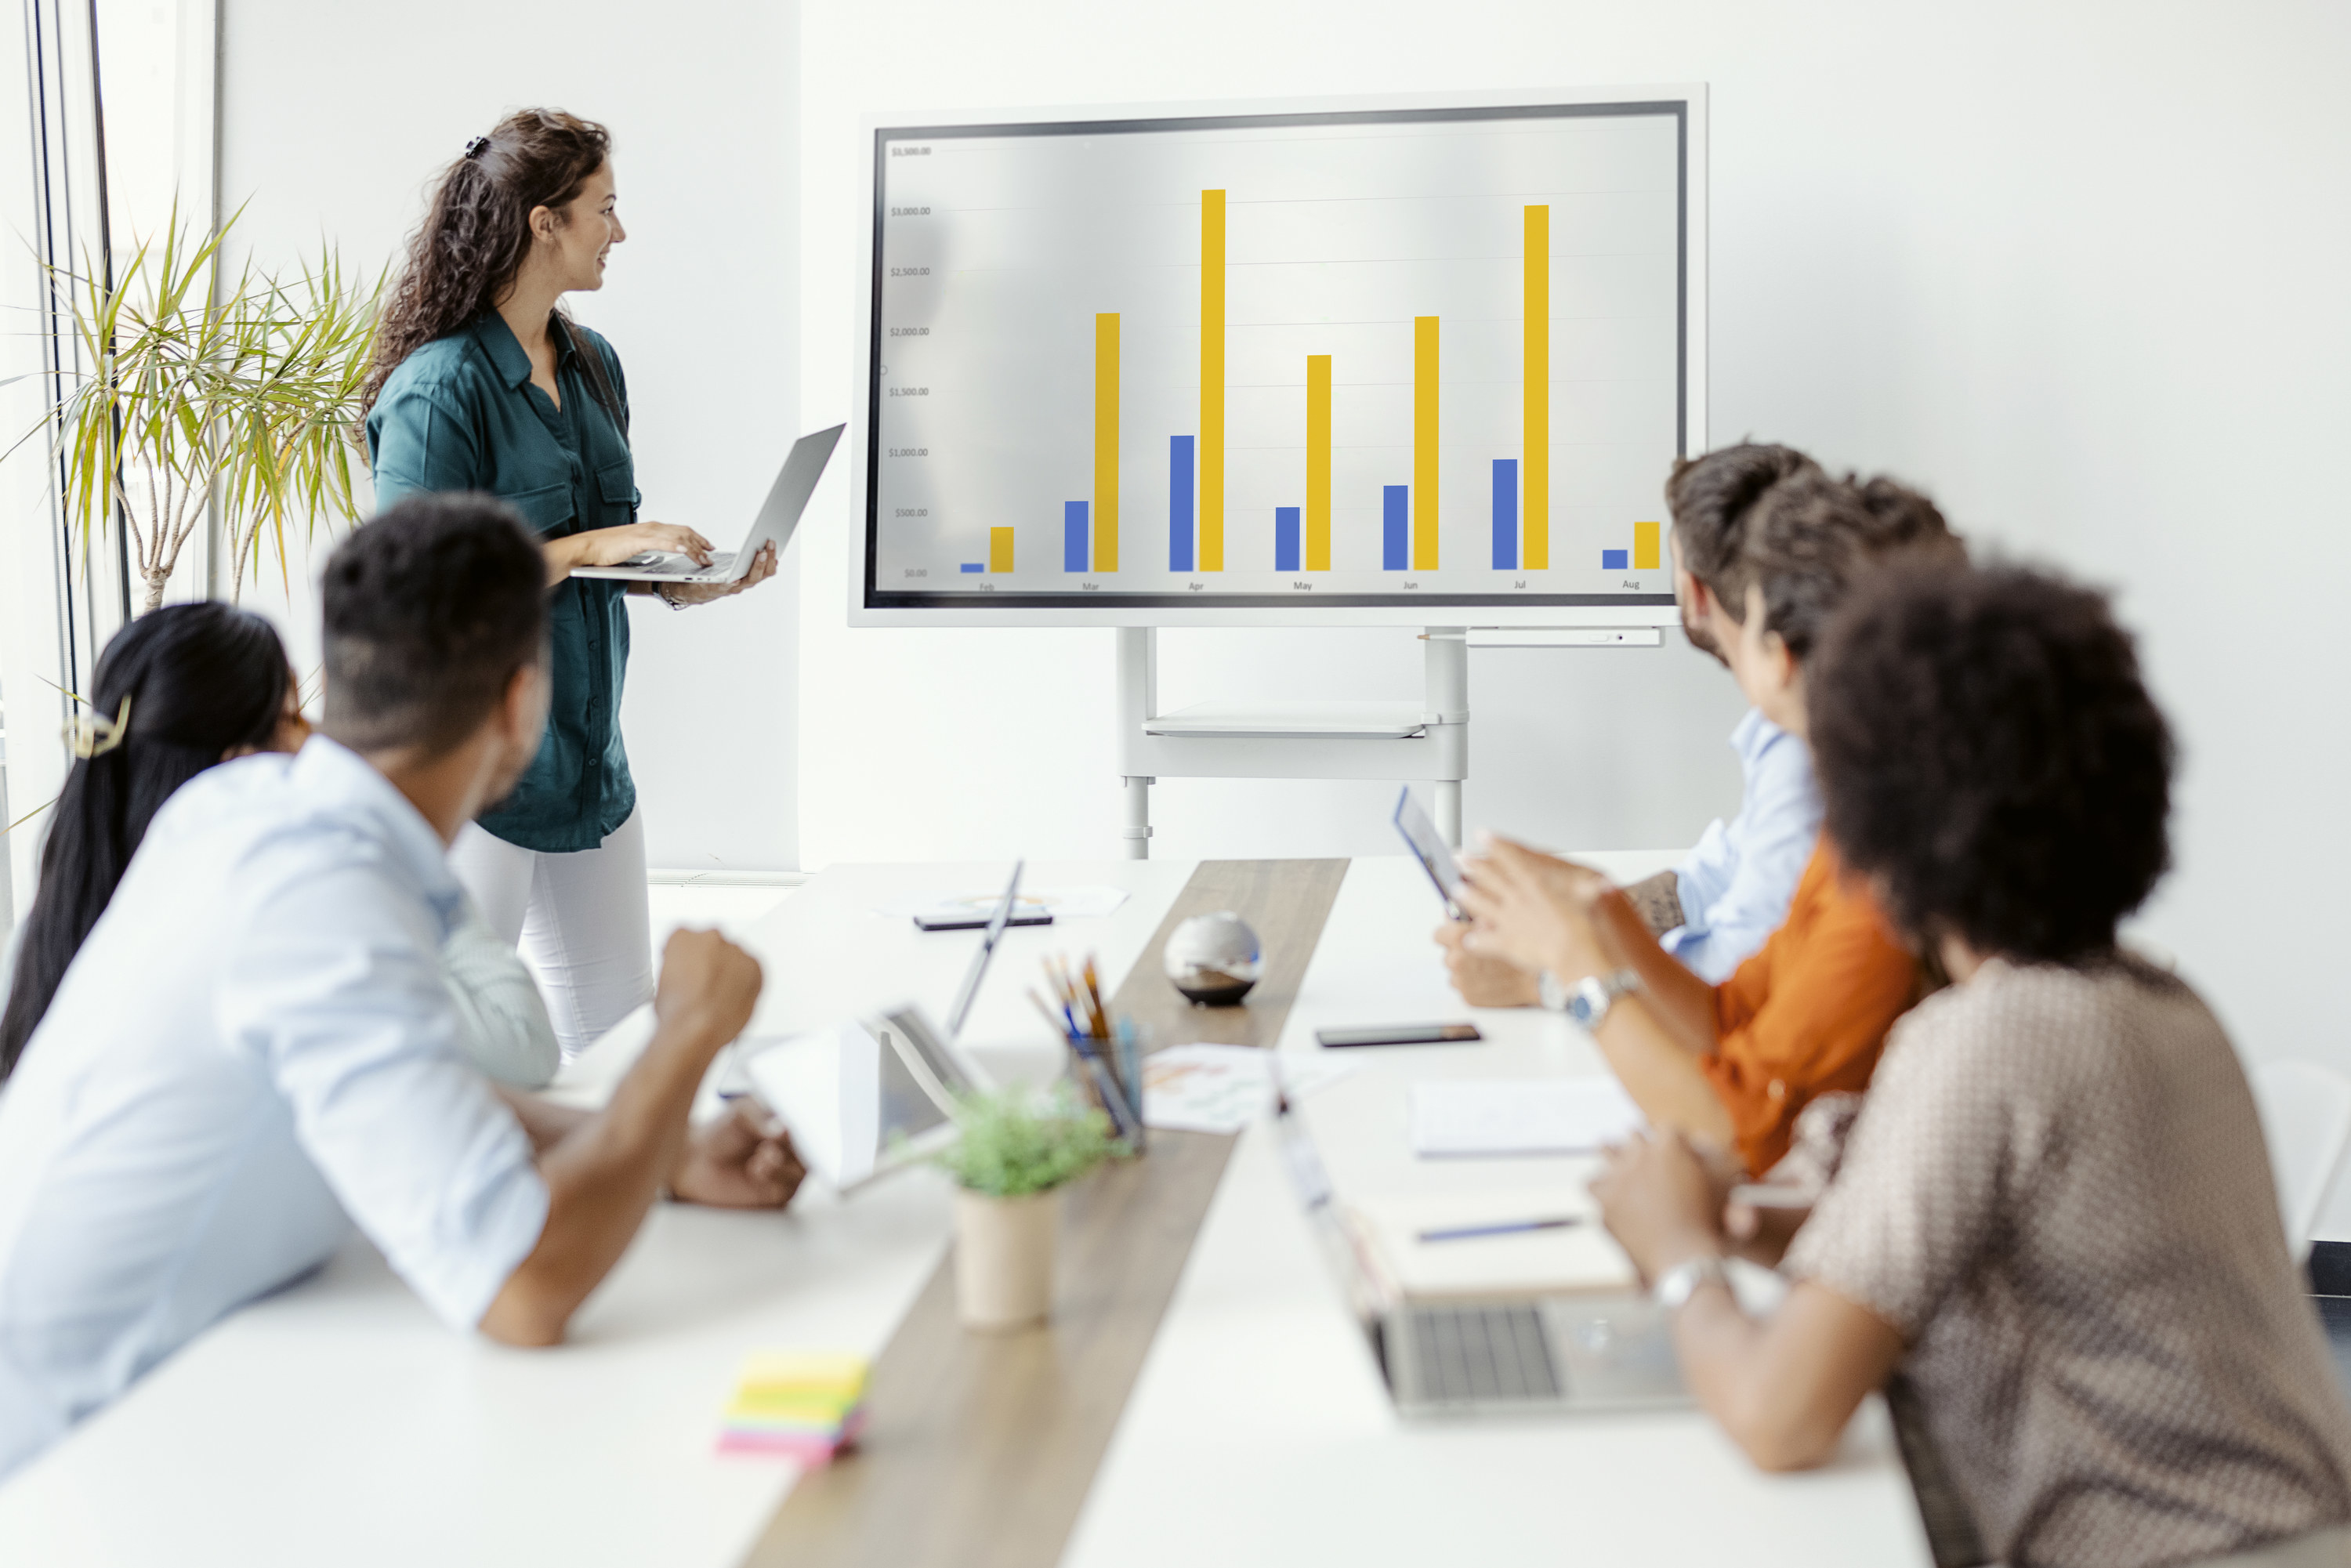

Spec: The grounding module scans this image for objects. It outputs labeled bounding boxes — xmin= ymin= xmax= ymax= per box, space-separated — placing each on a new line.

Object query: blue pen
xmin=1416 ymin=1216 xmax=1585 ymax=1244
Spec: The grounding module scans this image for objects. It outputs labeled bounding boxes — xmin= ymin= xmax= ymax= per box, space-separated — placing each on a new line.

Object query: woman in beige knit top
xmin=1592 ymin=560 xmax=2351 ymax=1568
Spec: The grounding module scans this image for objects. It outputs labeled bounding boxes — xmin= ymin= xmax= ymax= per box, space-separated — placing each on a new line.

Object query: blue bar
xmin=1274 ymin=507 xmax=1300 ymax=573
xmin=959 ymin=563 xmax=984 ymax=574
xmin=1169 ymin=436 xmax=1195 ymax=572
xmin=1383 ymin=485 xmax=1409 ymax=570
xmin=1491 ymin=458 xmax=1518 ymax=570
xmin=1064 ymin=502 xmax=1089 ymax=572
xmin=1601 ymin=548 xmax=1629 ymax=570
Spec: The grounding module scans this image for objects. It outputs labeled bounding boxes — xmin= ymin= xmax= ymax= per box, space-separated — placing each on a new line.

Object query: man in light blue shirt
xmin=1440 ymin=447 xmax=1857 ymax=1002
xmin=0 ymin=496 xmax=798 ymax=1481
xmin=1651 ymin=707 xmax=1822 ymax=983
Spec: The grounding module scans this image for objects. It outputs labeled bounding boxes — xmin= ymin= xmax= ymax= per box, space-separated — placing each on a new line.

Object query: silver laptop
xmin=1273 ymin=1092 xmax=1690 ymax=1417
xmin=574 ymin=422 xmax=844 ymax=583
xmin=738 ymin=862 xmax=1021 ymax=1192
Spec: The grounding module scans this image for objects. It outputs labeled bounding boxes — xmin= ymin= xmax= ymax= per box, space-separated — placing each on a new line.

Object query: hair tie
xmin=464 ymin=136 xmax=490 ymax=161
xmin=65 ymin=694 xmax=132 ymax=760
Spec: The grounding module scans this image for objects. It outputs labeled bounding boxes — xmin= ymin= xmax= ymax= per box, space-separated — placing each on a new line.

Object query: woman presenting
xmin=364 ymin=108 xmax=774 ymax=1055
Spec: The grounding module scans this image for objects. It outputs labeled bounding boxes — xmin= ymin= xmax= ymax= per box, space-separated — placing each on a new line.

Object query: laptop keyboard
xmin=1406 ymin=1302 xmax=1563 ymax=1403
xmin=621 ymin=550 xmax=734 ymax=577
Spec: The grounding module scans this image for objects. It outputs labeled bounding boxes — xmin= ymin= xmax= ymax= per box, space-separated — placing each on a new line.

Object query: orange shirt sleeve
xmin=1703 ymin=846 xmax=1918 ymax=1175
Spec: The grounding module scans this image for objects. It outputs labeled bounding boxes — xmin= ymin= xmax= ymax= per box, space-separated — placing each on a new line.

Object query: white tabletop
xmin=0 ymin=854 xmax=1932 ymax=1567
xmin=0 ymin=859 xmax=1190 ymax=1568
xmin=1061 ymin=856 xmax=1933 ymax=1568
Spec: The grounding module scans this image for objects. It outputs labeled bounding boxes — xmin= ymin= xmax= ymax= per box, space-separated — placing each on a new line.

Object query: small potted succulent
xmin=935 ymin=1086 xmax=1123 ymax=1331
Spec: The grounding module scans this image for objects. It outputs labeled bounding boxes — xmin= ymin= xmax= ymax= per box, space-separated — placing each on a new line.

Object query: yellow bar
xmin=1305 ymin=355 xmax=1331 ymax=570
xmin=1094 ymin=313 xmax=1118 ymax=572
xmin=1200 ymin=190 xmax=1225 ymax=570
xmin=1633 ymin=520 xmax=1661 ymax=571
xmin=1413 ymin=316 xmax=1439 ymax=571
xmin=989 ymin=526 xmax=1014 ymax=574
xmin=1523 ymin=206 xmax=1549 ymax=570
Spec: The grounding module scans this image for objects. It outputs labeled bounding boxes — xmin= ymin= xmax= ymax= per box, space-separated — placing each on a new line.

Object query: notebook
xmin=1408 ymin=1077 xmax=1645 ymax=1158
xmin=1345 ymin=1189 xmax=1637 ymax=1302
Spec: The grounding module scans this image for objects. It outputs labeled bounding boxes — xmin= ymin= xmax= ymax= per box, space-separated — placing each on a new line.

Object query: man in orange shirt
xmin=1457 ymin=451 xmax=1957 ymax=1174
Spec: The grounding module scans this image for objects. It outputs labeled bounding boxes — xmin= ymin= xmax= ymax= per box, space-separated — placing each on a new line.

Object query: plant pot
xmin=953 ymin=1186 xmax=1060 ymax=1332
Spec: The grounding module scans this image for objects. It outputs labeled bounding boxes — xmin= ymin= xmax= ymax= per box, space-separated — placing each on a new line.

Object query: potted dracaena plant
xmin=25 ymin=202 xmax=382 ymax=613
xmin=933 ymin=1085 xmax=1125 ymax=1331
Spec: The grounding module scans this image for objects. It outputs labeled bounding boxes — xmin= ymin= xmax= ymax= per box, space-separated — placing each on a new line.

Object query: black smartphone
xmin=913 ymin=911 xmax=1055 ymax=932
xmin=1315 ymin=1023 xmax=1483 ymax=1048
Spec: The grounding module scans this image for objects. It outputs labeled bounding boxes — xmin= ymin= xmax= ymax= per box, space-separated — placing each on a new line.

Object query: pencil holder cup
xmin=1063 ymin=1019 xmax=1148 ymax=1153
xmin=1164 ymin=911 xmax=1262 ymax=1005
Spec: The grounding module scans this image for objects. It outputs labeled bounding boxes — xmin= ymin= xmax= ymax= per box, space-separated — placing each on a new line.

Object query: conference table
xmin=0 ymin=856 xmax=1933 ymax=1567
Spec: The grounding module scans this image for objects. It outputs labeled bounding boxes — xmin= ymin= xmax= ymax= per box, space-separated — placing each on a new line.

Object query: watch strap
xmin=1653 ymin=1254 xmax=1730 ymax=1313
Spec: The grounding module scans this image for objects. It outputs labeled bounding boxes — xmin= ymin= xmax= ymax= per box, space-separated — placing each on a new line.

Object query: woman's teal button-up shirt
xmin=366 ymin=312 xmax=639 ymax=854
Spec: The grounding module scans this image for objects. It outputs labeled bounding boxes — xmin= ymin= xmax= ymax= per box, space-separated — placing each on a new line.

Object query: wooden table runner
xmin=744 ymin=859 xmax=1348 ymax=1568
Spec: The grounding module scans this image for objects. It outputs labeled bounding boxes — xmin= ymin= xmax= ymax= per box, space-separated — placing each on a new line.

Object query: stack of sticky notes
xmin=716 ymin=1352 xmax=870 ymax=1462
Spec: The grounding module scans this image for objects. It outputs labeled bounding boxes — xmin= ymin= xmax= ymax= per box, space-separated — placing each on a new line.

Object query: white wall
xmin=797 ymin=0 xmax=2351 ymax=1083
xmin=216 ymin=0 xmax=799 ymax=871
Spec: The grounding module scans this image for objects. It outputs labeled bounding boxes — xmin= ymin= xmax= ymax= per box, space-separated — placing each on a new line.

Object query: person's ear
xmin=528 ymin=204 xmax=556 ymax=246
xmin=502 ymin=660 xmax=547 ymax=742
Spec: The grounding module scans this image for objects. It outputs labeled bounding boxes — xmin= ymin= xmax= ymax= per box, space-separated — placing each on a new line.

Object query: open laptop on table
xmin=574 ymin=422 xmax=844 ymax=584
xmin=740 ymin=860 xmax=1023 ymax=1192
xmin=1273 ymin=1088 xmax=1692 ymax=1417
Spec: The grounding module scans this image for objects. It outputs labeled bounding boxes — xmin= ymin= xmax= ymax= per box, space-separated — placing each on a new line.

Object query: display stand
xmin=1114 ymin=625 xmax=1469 ymax=858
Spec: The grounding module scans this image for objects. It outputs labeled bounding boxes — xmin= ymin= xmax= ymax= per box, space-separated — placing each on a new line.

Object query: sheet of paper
xmin=875 ymin=885 xmax=1130 ymax=921
xmin=1408 ymin=1077 xmax=1645 ymax=1158
xmin=1142 ymin=1045 xmax=1360 ymax=1135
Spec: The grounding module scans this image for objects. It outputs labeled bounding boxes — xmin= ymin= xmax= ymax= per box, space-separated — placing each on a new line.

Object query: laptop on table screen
xmin=1273 ymin=1093 xmax=1692 ymax=1417
xmin=739 ymin=861 xmax=1023 ymax=1192
xmin=574 ymin=422 xmax=844 ymax=585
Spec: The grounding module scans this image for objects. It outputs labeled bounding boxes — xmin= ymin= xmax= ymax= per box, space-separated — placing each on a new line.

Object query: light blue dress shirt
xmin=0 ymin=739 xmax=549 ymax=1481
xmin=1658 ymin=708 xmax=1824 ymax=983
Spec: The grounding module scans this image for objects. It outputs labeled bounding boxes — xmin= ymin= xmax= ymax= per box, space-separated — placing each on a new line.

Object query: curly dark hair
xmin=322 ymin=492 xmax=549 ymax=757
xmin=361 ymin=108 xmax=610 ymax=413
xmin=1665 ymin=445 xmax=1962 ymax=659
xmin=1809 ymin=560 xmax=2175 ymax=963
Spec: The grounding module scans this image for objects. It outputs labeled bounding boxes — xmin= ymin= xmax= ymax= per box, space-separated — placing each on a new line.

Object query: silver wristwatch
xmin=1652 ymin=1255 xmax=1730 ymax=1313
xmin=1539 ymin=966 xmax=1642 ymax=1029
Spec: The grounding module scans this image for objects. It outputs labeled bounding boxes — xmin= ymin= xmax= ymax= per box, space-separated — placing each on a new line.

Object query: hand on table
xmin=1454 ymin=835 xmax=1617 ymax=983
xmin=671 ymin=1099 xmax=807 ymax=1209
xmin=657 ymin=540 xmax=779 ymax=606
xmin=1588 ymin=1127 xmax=1731 ymax=1284
xmin=1432 ymin=918 xmax=1541 ymax=1007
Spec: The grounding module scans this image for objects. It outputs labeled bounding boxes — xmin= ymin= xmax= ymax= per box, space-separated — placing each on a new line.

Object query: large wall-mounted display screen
xmin=856 ymin=92 xmax=1703 ymax=624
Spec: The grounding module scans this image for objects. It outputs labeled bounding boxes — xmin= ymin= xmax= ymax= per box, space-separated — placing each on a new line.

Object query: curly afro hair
xmin=1808 ymin=560 xmax=2174 ymax=964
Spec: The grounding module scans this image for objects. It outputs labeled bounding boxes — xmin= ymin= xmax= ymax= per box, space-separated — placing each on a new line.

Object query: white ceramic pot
xmin=953 ymin=1186 xmax=1060 ymax=1331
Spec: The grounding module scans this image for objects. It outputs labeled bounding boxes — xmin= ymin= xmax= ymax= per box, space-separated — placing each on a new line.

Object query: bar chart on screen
xmin=865 ymin=100 xmax=1690 ymax=610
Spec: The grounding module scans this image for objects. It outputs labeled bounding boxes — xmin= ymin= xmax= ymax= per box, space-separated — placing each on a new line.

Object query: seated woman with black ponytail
xmin=1 ymin=605 xmax=305 ymax=1076
xmin=1 ymin=604 xmax=560 ymax=1088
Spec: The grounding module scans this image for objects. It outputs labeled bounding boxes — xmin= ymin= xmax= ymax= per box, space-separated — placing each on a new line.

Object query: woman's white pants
xmin=448 ymin=809 xmax=654 ymax=1059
